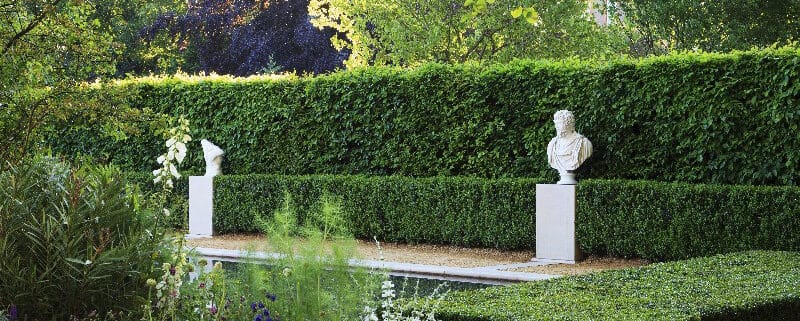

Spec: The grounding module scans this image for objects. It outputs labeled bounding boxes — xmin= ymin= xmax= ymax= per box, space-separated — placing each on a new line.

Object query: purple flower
xmin=262 ymin=309 xmax=270 ymax=316
xmin=9 ymin=305 xmax=17 ymax=321
xmin=209 ymin=305 xmax=218 ymax=315
xmin=258 ymin=302 xmax=265 ymax=309
xmin=254 ymin=315 xmax=263 ymax=321
xmin=169 ymin=266 xmax=176 ymax=276
xmin=199 ymin=282 xmax=206 ymax=289
xmin=250 ymin=302 xmax=258 ymax=311
xmin=266 ymin=292 xmax=276 ymax=302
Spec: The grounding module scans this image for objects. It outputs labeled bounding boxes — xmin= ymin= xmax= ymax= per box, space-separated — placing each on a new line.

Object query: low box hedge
xmin=130 ymin=174 xmax=800 ymax=258
xmin=213 ymin=174 xmax=542 ymax=249
xmin=420 ymin=251 xmax=800 ymax=321
xmin=577 ymin=180 xmax=800 ymax=261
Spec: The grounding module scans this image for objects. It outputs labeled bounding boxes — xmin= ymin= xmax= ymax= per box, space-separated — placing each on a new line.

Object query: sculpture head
xmin=553 ymin=110 xmax=576 ymax=137
xmin=200 ymin=139 xmax=224 ymax=177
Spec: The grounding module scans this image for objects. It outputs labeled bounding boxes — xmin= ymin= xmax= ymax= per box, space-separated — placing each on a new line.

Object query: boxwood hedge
xmin=213 ymin=174 xmax=541 ymax=250
xmin=420 ymin=251 xmax=800 ymax=321
xmin=577 ymin=180 xmax=800 ymax=261
xmin=50 ymin=47 xmax=800 ymax=185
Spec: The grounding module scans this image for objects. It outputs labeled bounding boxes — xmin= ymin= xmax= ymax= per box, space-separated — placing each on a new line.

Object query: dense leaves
xmin=214 ymin=174 xmax=542 ymax=249
xmin=615 ymin=0 xmax=800 ymax=56
xmin=0 ymin=0 xmax=120 ymax=166
xmin=309 ymin=0 xmax=628 ymax=67
xmin=0 ymin=157 xmax=161 ymax=320
xmin=577 ymin=180 xmax=800 ymax=261
xmin=141 ymin=0 xmax=345 ymax=75
xmin=49 ymin=48 xmax=800 ymax=186
xmin=422 ymin=251 xmax=800 ymax=321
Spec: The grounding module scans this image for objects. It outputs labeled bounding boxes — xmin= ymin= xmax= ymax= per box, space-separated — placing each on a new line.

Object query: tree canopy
xmin=308 ymin=0 xmax=629 ymax=67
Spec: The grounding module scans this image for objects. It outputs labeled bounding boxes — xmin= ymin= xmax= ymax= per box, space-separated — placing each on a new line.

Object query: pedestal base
xmin=557 ymin=171 xmax=577 ymax=185
xmin=535 ymin=184 xmax=579 ymax=263
xmin=188 ymin=176 xmax=214 ymax=237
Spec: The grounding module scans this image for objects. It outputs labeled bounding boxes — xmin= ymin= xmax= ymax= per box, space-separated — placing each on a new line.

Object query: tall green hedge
xmin=50 ymin=47 xmax=800 ymax=185
xmin=420 ymin=251 xmax=800 ymax=321
xmin=213 ymin=175 xmax=540 ymax=249
xmin=577 ymin=179 xmax=800 ymax=261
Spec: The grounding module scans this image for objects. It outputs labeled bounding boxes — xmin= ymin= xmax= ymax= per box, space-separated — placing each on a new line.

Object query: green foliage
xmin=308 ymin=0 xmax=627 ymax=67
xmin=214 ymin=174 xmax=541 ymax=249
xmin=0 ymin=156 xmax=161 ymax=320
xmin=50 ymin=48 xmax=800 ymax=186
xmin=125 ymin=172 xmax=188 ymax=229
xmin=577 ymin=180 xmax=800 ymax=261
xmin=257 ymin=193 xmax=379 ymax=321
xmin=421 ymin=251 xmax=800 ymax=321
xmin=0 ymin=0 xmax=122 ymax=165
xmin=615 ymin=0 xmax=800 ymax=56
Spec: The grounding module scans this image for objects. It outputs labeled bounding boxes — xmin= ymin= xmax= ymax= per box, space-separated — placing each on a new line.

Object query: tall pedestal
xmin=535 ymin=184 xmax=579 ymax=264
xmin=188 ymin=176 xmax=214 ymax=238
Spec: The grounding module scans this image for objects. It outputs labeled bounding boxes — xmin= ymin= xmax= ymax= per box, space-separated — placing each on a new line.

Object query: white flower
xmin=163 ymin=208 xmax=171 ymax=217
xmin=169 ymin=163 xmax=180 ymax=179
xmin=157 ymin=155 xmax=166 ymax=164
xmin=166 ymin=149 xmax=176 ymax=161
xmin=166 ymin=179 xmax=174 ymax=189
xmin=183 ymin=134 xmax=192 ymax=142
xmin=166 ymin=138 xmax=176 ymax=147
xmin=153 ymin=175 xmax=162 ymax=184
xmin=175 ymin=142 xmax=187 ymax=163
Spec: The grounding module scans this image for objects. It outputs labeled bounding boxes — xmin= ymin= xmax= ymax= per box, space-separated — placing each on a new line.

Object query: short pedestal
xmin=188 ymin=176 xmax=214 ymax=238
xmin=535 ymin=184 xmax=579 ymax=264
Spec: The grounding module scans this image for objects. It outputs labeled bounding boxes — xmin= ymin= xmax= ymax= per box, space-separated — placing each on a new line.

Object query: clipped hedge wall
xmin=213 ymin=175 xmax=541 ymax=249
xmin=50 ymin=47 xmax=800 ymax=185
xmin=577 ymin=180 xmax=800 ymax=261
xmin=421 ymin=251 xmax=800 ymax=321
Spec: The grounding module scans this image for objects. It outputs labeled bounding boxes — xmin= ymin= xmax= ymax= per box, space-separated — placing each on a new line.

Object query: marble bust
xmin=547 ymin=110 xmax=592 ymax=185
xmin=200 ymin=139 xmax=224 ymax=177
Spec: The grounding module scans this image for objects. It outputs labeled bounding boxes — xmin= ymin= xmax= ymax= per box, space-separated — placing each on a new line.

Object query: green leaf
xmin=511 ymin=7 xmax=523 ymax=18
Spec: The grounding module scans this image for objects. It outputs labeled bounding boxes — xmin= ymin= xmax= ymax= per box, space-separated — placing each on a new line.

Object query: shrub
xmin=577 ymin=180 xmax=800 ymax=261
xmin=421 ymin=251 xmax=800 ymax=321
xmin=49 ymin=48 xmax=800 ymax=185
xmin=214 ymin=174 xmax=541 ymax=249
xmin=0 ymin=156 xmax=161 ymax=320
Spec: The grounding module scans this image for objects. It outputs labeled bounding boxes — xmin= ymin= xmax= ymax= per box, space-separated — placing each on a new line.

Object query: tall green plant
xmin=259 ymin=192 xmax=380 ymax=321
xmin=0 ymin=156 xmax=161 ymax=320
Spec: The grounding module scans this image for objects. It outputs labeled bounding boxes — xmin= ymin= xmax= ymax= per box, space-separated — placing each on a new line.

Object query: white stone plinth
xmin=188 ymin=176 xmax=214 ymax=238
xmin=535 ymin=184 xmax=579 ymax=264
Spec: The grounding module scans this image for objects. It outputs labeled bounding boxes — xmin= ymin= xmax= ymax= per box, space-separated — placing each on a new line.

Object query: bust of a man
xmin=547 ymin=110 xmax=592 ymax=184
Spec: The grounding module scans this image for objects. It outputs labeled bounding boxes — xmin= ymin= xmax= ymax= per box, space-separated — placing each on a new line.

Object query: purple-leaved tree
xmin=141 ymin=0 xmax=347 ymax=75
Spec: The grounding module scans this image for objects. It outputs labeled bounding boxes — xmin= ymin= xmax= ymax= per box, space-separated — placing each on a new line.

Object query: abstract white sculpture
xmin=547 ymin=110 xmax=592 ymax=185
xmin=200 ymin=139 xmax=224 ymax=177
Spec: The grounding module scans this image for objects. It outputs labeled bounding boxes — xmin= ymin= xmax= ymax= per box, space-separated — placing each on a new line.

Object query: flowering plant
xmin=152 ymin=116 xmax=191 ymax=191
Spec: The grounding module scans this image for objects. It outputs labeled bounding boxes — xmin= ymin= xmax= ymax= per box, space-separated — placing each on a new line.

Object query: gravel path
xmin=185 ymin=233 xmax=649 ymax=275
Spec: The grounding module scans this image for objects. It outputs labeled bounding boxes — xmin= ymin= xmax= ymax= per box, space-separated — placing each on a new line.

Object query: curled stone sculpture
xmin=201 ymin=139 xmax=224 ymax=177
xmin=547 ymin=110 xmax=592 ymax=184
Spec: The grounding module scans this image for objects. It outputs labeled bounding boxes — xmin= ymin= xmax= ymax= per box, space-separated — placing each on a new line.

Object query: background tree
xmin=0 ymin=0 xmax=120 ymax=165
xmin=613 ymin=0 xmax=800 ymax=56
xmin=308 ymin=0 xmax=629 ymax=67
xmin=142 ymin=0 xmax=346 ymax=75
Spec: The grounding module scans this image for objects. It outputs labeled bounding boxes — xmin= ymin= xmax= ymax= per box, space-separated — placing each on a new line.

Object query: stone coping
xmin=191 ymin=247 xmax=559 ymax=285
